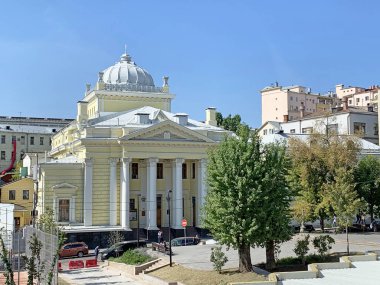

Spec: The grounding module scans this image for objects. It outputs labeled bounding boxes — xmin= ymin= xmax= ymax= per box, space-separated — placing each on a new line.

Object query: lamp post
xmin=166 ymin=190 xmax=173 ymax=267
xmin=137 ymin=195 xmax=146 ymax=247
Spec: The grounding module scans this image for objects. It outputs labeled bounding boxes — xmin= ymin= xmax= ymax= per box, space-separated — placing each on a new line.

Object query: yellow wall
xmin=0 ymin=178 xmax=34 ymax=227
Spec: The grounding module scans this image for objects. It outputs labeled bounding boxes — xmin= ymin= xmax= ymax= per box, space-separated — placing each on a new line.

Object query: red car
xmin=59 ymin=242 xmax=89 ymax=258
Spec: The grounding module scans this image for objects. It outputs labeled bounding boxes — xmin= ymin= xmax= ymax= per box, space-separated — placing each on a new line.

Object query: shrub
xmin=293 ymin=234 xmax=310 ymax=265
xmin=109 ymin=249 xmax=152 ymax=265
xmin=210 ymin=246 xmax=228 ymax=273
xmin=313 ymin=235 xmax=335 ymax=258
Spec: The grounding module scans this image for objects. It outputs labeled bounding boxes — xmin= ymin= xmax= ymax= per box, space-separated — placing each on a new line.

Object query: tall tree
xmin=255 ymin=143 xmax=293 ymax=270
xmin=354 ymin=155 xmax=380 ymax=221
xmin=216 ymin=112 xmax=248 ymax=133
xmin=204 ymin=131 xmax=292 ymax=272
xmin=324 ymin=168 xmax=363 ymax=254
xmin=288 ymin=132 xmax=360 ymax=231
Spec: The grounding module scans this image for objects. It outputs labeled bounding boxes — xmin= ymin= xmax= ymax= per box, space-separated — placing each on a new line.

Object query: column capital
xmin=148 ymin=158 xmax=159 ymax=165
xmin=122 ymin=157 xmax=132 ymax=164
xmin=84 ymin=158 xmax=93 ymax=166
xmin=109 ymin=158 xmax=119 ymax=166
xmin=173 ymin=158 xmax=184 ymax=165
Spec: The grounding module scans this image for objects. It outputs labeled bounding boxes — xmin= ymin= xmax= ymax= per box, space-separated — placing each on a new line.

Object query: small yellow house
xmin=0 ymin=178 xmax=34 ymax=229
xmin=37 ymin=51 xmax=230 ymax=245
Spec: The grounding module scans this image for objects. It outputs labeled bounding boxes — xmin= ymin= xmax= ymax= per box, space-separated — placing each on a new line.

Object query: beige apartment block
xmin=261 ymin=84 xmax=337 ymax=124
xmin=336 ymin=84 xmax=379 ymax=110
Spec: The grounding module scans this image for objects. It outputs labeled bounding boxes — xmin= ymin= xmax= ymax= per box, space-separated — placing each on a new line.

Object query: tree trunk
xmin=319 ymin=216 xmax=325 ymax=232
xmin=370 ymin=204 xmax=374 ymax=223
xmin=346 ymin=224 xmax=350 ymax=255
xmin=238 ymin=244 xmax=252 ymax=273
xmin=265 ymin=240 xmax=276 ymax=270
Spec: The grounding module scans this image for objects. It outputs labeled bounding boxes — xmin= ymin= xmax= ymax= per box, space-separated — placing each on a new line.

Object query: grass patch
xmin=149 ymin=264 xmax=266 ymax=285
xmin=109 ymin=249 xmax=153 ymax=265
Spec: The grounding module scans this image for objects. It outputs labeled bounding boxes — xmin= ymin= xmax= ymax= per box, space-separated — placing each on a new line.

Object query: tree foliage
xmin=294 ymin=234 xmax=310 ymax=265
xmin=288 ymin=132 xmax=361 ymax=230
xmin=210 ymin=246 xmax=228 ymax=273
xmin=324 ymin=168 xmax=363 ymax=254
xmin=204 ymin=131 xmax=292 ymax=272
xmin=216 ymin=112 xmax=249 ymax=134
xmin=354 ymin=155 xmax=380 ymax=221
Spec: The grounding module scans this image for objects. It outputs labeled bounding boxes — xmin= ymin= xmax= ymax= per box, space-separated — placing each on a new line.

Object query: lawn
xmin=149 ymin=264 xmax=266 ymax=285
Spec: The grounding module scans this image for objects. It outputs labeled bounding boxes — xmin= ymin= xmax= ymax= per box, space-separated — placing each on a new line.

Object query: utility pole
xmin=166 ymin=190 xmax=172 ymax=267
xmin=32 ymin=153 xmax=39 ymax=228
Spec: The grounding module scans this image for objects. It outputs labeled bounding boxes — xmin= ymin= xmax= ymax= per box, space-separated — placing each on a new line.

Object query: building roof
xmin=89 ymin=106 xmax=225 ymax=132
xmin=291 ymin=107 xmax=377 ymax=122
xmin=0 ymin=123 xmax=60 ymax=134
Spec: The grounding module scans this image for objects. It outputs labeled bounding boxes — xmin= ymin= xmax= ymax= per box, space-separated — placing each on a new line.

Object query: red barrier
xmin=85 ymin=259 xmax=98 ymax=268
xmin=68 ymin=260 xmax=85 ymax=270
xmin=58 ymin=262 xmax=62 ymax=271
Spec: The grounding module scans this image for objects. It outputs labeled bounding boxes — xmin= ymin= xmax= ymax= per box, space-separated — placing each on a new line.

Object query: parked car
xmin=59 ymin=242 xmax=89 ymax=258
xmin=100 ymin=240 xmax=147 ymax=261
xmin=170 ymin=237 xmax=200 ymax=247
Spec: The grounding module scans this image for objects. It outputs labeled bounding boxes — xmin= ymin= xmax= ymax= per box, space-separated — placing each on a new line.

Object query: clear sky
xmin=1 ymin=0 xmax=379 ymax=128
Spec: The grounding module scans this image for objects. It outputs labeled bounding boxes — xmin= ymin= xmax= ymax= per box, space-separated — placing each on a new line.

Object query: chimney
xmin=283 ymin=115 xmax=289 ymax=123
xmin=342 ymin=97 xmax=348 ymax=111
xmin=205 ymin=107 xmax=217 ymax=126
xmin=76 ymin=101 xmax=88 ymax=123
xmin=174 ymin=113 xmax=188 ymax=126
xmin=300 ymin=102 xmax=305 ymax=118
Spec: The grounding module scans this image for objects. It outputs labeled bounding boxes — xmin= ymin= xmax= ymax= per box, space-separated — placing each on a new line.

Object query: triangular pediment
xmin=120 ymin=120 xmax=214 ymax=143
xmin=52 ymin=183 xmax=78 ymax=190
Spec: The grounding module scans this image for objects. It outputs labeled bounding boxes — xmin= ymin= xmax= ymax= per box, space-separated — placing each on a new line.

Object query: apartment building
xmin=261 ymin=84 xmax=337 ymax=124
xmin=0 ymin=116 xmax=73 ymax=173
xmin=336 ymin=84 xmax=379 ymax=110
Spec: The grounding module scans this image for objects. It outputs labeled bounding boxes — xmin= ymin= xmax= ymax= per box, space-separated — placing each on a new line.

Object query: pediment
xmin=52 ymin=183 xmax=78 ymax=190
xmin=121 ymin=120 xmax=214 ymax=143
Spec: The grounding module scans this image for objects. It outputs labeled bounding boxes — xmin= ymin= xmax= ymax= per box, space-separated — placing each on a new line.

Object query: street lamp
xmin=166 ymin=190 xmax=173 ymax=267
xmin=137 ymin=195 xmax=145 ymax=247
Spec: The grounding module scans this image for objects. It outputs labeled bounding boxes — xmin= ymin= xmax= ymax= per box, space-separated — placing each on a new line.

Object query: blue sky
xmin=1 ymin=0 xmax=379 ymax=128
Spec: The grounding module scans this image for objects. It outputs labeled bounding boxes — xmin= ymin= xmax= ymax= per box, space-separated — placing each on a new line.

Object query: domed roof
xmin=102 ymin=53 xmax=155 ymax=87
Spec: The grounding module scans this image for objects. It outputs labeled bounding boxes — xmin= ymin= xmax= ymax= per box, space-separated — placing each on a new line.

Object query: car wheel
xmin=77 ymin=251 xmax=84 ymax=258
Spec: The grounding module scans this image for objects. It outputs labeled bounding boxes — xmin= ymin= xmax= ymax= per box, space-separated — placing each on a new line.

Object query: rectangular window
xmin=132 ymin=163 xmax=138 ymax=179
xmin=30 ymin=136 xmax=35 ymax=145
xmin=290 ymin=96 xmax=293 ymax=101
xmin=1 ymin=135 xmax=5 ymax=144
xmin=23 ymin=190 xmax=29 ymax=200
xmin=349 ymin=100 xmax=352 ymax=105
xmin=354 ymin=122 xmax=366 ymax=135
xmin=182 ymin=163 xmax=187 ymax=179
xmin=301 ymin=127 xmax=313 ymax=134
xmin=327 ymin=124 xmax=338 ymax=134
xmin=20 ymin=136 xmax=25 ymax=145
xmin=157 ymin=163 xmax=163 ymax=179
xmin=192 ymin=163 xmax=196 ymax=179
xmin=130 ymin=199 xmax=136 ymax=211
xmin=356 ymin=98 xmax=360 ymax=103
xmin=58 ymin=199 xmax=70 ymax=222
xmin=9 ymin=190 xmax=16 ymax=200
xmin=40 ymin=137 xmax=44 ymax=145
xmin=1 ymin=151 xmax=5 ymax=160
xmin=365 ymin=96 xmax=369 ymax=101
xmin=290 ymin=129 xmax=296 ymax=134
xmin=263 ymin=130 xmax=267 ymax=135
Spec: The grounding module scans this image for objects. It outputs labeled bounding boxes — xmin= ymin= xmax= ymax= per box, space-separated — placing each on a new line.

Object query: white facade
xmin=0 ymin=203 xmax=15 ymax=250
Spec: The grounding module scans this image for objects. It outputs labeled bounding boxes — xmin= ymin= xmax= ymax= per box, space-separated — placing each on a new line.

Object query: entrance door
xmin=157 ymin=196 xmax=162 ymax=227
xmin=192 ymin=197 xmax=196 ymax=226
xmin=14 ymin=217 xmax=20 ymax=230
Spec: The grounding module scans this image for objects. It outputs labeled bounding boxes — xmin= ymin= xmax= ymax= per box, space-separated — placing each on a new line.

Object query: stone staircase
xmin=142 ymin=258 xmax=170 ymax=274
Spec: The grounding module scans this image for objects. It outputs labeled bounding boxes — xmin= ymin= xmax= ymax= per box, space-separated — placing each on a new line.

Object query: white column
xmin=172 ymin=158 xmax=184 ymax=229
xmin=146 ymin=158 xmax=158 ymax=230
xmin=197 ymin=159 xmax=207 ymax=226
xmin=84 ymin=158 xmax=93 ymax=226
xmin=121 ymin=158 xmax=131 ymax=230
xmin=109 ymin=158 xmax=118 ymax=226
xmin=70 ymin=196 xmax=76 ymax=223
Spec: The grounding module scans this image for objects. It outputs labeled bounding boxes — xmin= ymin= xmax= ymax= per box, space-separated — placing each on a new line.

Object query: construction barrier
xmin=68 ymin=260 xmax=85 ymax=270
xmin=58 ymin=261 xmax=62 ymax=271
xmin=85 ymin=259 xmax=98 ymax=268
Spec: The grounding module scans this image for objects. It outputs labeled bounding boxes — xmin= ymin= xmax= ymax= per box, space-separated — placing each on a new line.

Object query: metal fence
xmin=24 ymin=226 xmax=59 ymax=285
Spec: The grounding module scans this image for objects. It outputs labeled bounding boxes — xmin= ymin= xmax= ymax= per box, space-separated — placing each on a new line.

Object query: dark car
xmin=100 ymin=240 xmax=147 ymax=261
xmin=170 ymin=237 xmax=200 ymax=247
xmin=292 ymin=224 xmax=315 ymax=233
xmin=59 ymin=242 xmax=89 ymax=258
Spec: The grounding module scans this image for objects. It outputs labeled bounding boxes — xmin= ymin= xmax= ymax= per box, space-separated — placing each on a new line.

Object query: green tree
xmin=216 ymin=112 xmax=249 ymax=134
xmin=204 ymin=131 xmax=292 ymax=272
xmin=288 ymin=132 xmax=360 ymax=231
xmin=325 ymin=169 xmax=363 ymax=254
xmin=255 ymin=143 xmax=293 ymax=270
xmin=210 ymin=246 xmax=228 ymax=273
xmin=354 ymin=155 xmax=380 ymax=221
xmin=294 ymin=234 xmax=310 ymax=265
